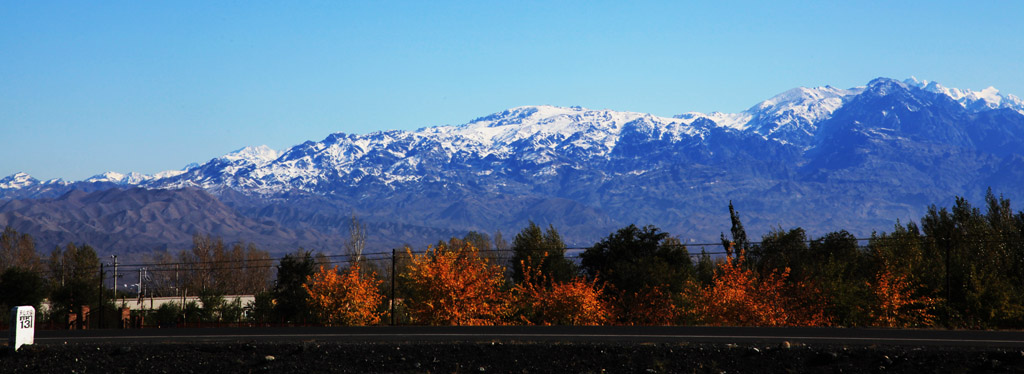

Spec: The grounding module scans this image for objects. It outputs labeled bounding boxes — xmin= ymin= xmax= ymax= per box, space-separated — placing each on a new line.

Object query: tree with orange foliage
xmin=304 ymin=263 xmax=384 ymax=326
xmin=689 ymin=250 xmax=830 ymax=326
xmin=869 ymin=266 xmax=937 ymax=327
xmin=515 ymin=254 xmax=611 ymax=326
xmin=619 ymin=286 xmax=679 ymax=325
xmin=403 ymin=242 xmax=509 ymax=325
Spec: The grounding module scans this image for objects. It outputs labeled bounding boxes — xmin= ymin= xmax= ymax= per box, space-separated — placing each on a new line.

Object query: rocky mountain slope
xmin=3 ymin=77 xmax=1023 ymax=255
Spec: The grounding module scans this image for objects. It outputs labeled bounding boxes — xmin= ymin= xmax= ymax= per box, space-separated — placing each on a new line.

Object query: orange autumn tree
xmin=868 ymin=266 xmax=937 ymax=327
xmin=403 ymin=242 xmax=509 ymax=325
xmin=689 ymin=250 xmax=830 ymax=326
xmin=514 ymin=254 xmax=611 ymax=326
xmin=304 ymin=263 xmax=384 ymax=326
xmin=620 ymin=286 xmax=679 ymax=325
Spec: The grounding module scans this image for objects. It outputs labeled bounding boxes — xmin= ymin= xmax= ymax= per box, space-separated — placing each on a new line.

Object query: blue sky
xmin=3 ymin=1 xmax=1023 ymax=181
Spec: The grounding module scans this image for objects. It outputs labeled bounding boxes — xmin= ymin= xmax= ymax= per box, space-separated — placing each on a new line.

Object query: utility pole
xmin=945 ymin=237 xmax=952 ymax=328
xmin=98 ymin=263 xmax=105 ymax=329
xmin=110 ymin=255 xmax=118 ymax=299
xmin=175 ymin=263 xmax=180 ymax=303
xmin=391 ymin=248 xmax=396 ymax=326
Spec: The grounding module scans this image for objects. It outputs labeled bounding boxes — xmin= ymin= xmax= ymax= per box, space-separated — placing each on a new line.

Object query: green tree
xmin=247 ymin=291 xmax=276 ymax=323
xmin=197 ymin=289 xmax=226 ymax=323
xmin=866 ymin=191 xmax=1024 ymax=328
xmin=0 ymin=267 xmax=47 ymax=309
xmin=750 ymin=227 xmax=808 ymax=276
xmin=221 ymin=297 xmax=245 ymax=323
xmin=694 ymin=249 xmax=717 ymax=286
xmin=807 ymin=230 xmax=873 ymax=326
xmin=462 ymin=231 xmax=506 ymax=267
xmin=463 ymin=231 xmax=491 ymax=252
xmin=720 ymin=201 xmax=749 ymax=257
xmin=153 ymin=301 xmax=181 ymax=327
xmin=580 ymin=224 xmax=693 ymax=323
xmin=182 ymin=300 xmax=202 ymax=324
xmin=273 ymin=248 xmax=317 ymax=323
xmin=511 ymin=222 xmax=576 ymax=284
xmin=582 ymin=224 xmax=693 ymax=293
xmin=916 ymin=194 xmax=1024 ymax=328
xmin=0 ymin=228 xmax=46 ymax=322
xmin=47 ymin=243 xmax=101 ymax=323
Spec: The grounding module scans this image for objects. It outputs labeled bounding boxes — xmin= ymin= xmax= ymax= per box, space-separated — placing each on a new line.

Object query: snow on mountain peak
xmin=85 ymin=171 xmax=154 ymax=185
xmin=21 ymin=76 xmax=1019 ymax=197
xmin=151 ymin=169 xmax=188 ymax=180
xmin=220 ymin=145 xmax=282 ymax=166
xmin=903 ymin=77 xmax=1024 ymax=114
xmin=741 ymin=85 xmax=864 ymax=145
xmin=428 ymin=105 xmax=700 ymax=153
xmin=149 ymin=104 xmax=723 ymax=194
xmin=674 ymin=111 xmax=752 ymax=131
xmin=674 ymin=84 xmax=863 ymax=144
xmin=0 ymin=172 xmax=38 ymax=189
xmin=86 ymin=171 xmax=128 ymax=183
xmin=754 ymin=85 xmax=861 ymax=110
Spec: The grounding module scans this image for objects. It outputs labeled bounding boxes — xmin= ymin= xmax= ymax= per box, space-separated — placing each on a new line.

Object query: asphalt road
xmin=32 ymin=326 xmax=1024 ymax=347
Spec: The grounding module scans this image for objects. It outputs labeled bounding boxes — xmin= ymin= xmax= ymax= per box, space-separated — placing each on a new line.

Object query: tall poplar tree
xmin=510 ymin=222 xmax=575 ymax=284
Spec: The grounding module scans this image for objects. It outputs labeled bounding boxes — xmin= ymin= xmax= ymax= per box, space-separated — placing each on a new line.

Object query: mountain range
xmin=3 ymin=77 xmax=1024 ymax=256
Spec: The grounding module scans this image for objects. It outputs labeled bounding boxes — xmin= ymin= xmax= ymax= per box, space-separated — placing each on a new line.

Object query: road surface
xmin=33 ymin=326 xmax=1024 ymax=347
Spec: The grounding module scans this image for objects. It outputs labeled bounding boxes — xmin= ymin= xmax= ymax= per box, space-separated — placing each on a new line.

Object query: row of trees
xmin=146 ymin=234 xmax=274 ymax=297
xmin=291 ymin=191 xmax=1024 ymax=328
xmin=0 ymin=230 xmax=276 ymax=327
xmin=0 ymin=229 xmax=107 ymax=326
xmin=285 ymin=221 xmax=906 ymax=327
xmin=2 ymin=190 xmax=1022 ymax=328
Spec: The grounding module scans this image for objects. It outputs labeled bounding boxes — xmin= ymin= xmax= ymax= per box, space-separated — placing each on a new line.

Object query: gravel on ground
xmin=2 ymin=340 xmax=1023 ymax=373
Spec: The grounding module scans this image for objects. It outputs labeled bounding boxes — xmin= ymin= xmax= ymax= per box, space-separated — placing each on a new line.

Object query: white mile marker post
xmin=9 ymin=306 xmax=35 ymax=351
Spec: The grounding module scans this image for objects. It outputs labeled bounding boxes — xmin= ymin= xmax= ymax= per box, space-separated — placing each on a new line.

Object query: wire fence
xmin=16 ymin=231 xmax=1022 ymax=301
xmin=97 ymin=234 xmax=1020 ymax=271
xmin=12 ymin=231 xmax=1024 ymax=330
xmin=65 ymin=233 xmax=1020 ymax=297
xmin=29 ymin=234 xmax=1017 ymax=282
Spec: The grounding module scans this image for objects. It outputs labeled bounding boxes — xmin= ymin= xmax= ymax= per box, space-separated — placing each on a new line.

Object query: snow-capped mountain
xmin=675 ymin=85 xmax=864 ymax=147
xmin=220 ymin=145 xmax=282 ymax=166
xmin=148 ymin=77 xmax=1022 ymax=198
xmin=85 ymin=171 xmax=156 ymax=185
xmin=155 ymin=106 xmax=723 ymax=194
xmin=0 ymin=173 xmax=38 ymax=190
xmin=3 ymin=77 xmax=1024 ymax=255
xmin=0 ymin=167 xmax=187 ymax=201
xmin=905 ymin=77 xmax=1024 ymax=115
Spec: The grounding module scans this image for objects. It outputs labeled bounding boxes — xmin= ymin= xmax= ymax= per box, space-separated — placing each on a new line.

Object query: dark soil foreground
xmin=2 ymin=341 xmax=1023 ymax=373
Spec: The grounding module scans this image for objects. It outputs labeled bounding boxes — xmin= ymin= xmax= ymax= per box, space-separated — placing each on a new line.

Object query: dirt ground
xmin=2 ymin=341 xmax=1023 ymax=373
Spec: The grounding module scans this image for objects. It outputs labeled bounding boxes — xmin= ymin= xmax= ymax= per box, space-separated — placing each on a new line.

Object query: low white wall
xmin=118 ymin=295 xmax=257 ymax=311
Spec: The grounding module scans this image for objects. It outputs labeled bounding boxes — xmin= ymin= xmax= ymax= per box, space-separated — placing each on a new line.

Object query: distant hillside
xmin=3 ymin=77 xmax=1024 ymax=255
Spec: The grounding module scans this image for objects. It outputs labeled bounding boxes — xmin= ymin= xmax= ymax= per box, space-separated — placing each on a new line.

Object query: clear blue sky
xmin=3 ymin=1 xmax=1022 ymax=181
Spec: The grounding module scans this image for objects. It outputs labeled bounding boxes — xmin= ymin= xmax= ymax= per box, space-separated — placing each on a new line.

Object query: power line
xmin=15 ymin=234 xmax=1024 ymax=277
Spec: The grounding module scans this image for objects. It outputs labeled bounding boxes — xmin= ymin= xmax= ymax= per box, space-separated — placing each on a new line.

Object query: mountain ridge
xmin=5 ymin=77 xmax=1020 ymax=193
xmin=3 ymin=77 xmax=1024 ymax=255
